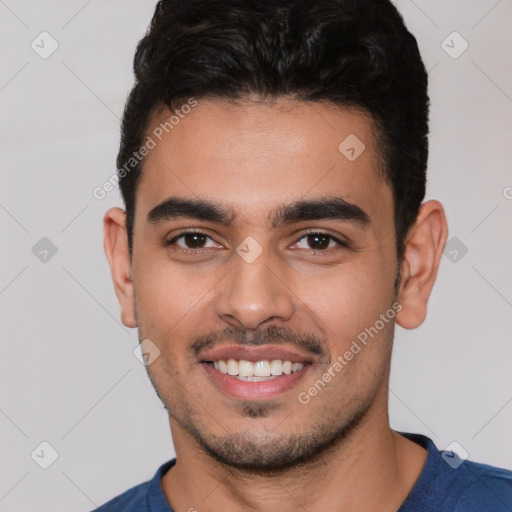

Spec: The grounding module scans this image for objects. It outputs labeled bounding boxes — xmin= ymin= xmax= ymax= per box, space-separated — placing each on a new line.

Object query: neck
xmin=161 ymin=392 xmax=426 ymax=512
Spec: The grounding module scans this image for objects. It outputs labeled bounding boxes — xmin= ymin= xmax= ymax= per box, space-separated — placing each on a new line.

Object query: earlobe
xmin=396 ymin=200 xmax=448 ymax=330
xmin=103 ymin=207 xmax=137 ymax=328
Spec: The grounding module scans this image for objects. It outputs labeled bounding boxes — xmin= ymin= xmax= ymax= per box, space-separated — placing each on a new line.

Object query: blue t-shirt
xmin=92 ymin=433 xmax=512 ymax=511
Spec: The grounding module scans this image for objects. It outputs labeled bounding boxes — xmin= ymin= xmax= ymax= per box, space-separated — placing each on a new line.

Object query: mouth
xmin=199 ymin=345 xmax=313 ymax=400
xmin=204 ymin=358 xmax=306 ymax=380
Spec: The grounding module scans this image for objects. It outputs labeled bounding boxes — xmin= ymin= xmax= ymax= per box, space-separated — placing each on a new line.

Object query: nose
xmin=215 ymin=250 xmax=296 ymax=330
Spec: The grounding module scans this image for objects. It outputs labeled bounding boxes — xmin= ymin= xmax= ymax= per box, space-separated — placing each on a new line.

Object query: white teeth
xmin=291 ymin=362 xmax=303 ymax=373
xmin=270 ymin=359 xmax=283 ymax=375
xmin=210 ymin=358 xmax=305 ymax=378
xmin=227 ymin=358 xmax=238 ymax=376
xmin=238 ymin=360 xmax=254 ymax=377
xmin=253 ymin=360 xmax=271 ymax=377
xmin=218 ymin=360 xmax=228 ymax=374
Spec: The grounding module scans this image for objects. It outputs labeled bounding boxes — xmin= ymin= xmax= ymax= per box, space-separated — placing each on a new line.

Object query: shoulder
xmin=398 ymin=433 xmax=512 ymax=512
xmin=92 ymin=481 xmax=149 ymax=512
xmin=452 ymin=459 xmax=512 ymax=511
xmin=91 ymin=459 xmax=176 ymax=512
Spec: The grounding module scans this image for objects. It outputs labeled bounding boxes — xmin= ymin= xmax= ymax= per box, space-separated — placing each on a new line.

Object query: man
xmin=95 ymin=0 xmax=512 ymax=510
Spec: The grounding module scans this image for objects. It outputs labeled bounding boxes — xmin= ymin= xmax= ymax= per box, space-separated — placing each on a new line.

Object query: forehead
xmin=136 ymin=97 xmax=391 ymax=226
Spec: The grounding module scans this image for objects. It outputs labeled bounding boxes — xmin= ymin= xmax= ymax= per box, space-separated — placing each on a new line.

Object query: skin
xmin=104 ymin=97 xmax=448 ymax=512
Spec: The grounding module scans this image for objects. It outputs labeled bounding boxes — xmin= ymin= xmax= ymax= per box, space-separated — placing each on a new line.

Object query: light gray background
xmin=1 ymin=1 xmax=511 ymax=510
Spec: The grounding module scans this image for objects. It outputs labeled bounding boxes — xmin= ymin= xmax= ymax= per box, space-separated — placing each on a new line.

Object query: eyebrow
xmin=147 ymin=196 xmax=370 ymax=228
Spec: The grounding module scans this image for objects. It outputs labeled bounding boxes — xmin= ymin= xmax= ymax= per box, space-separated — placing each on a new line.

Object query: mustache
xmin=190 ymin=324 xmax=326 ymax=358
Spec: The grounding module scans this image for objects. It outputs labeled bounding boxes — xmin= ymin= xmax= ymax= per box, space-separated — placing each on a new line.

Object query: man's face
xmin=128 ymin=98 xmax=399 ymax=469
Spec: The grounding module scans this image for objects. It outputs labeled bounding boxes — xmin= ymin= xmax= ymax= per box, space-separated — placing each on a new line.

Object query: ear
xmin=103 ymin=207 xmax=137 ymax=328
xmin=396 ymin=200 xmax=448 ymax=330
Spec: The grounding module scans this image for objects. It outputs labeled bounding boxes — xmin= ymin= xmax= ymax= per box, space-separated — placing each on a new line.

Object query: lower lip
xmin=201 ymin=362 xmax=309 ymax=400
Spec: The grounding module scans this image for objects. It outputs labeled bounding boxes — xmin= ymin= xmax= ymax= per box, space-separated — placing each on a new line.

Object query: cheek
xmin=134 ymin=260 xmax=219 ymax=325
xmin=131 ymin=270 xmax=200 ymax=373
xmin=293 ymin=259 xmax=396 ymax=349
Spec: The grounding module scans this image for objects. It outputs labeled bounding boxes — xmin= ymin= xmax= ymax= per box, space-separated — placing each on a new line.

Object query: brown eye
xmin=167 ymin=231 xmax=216 ymax=250
xmin=295 ymin=232 xmax=344 ymax=251
xmin=306 ymin=234 xmax=331 ymax=250
xmin=181 ymin=233 xmax=208 ymax=249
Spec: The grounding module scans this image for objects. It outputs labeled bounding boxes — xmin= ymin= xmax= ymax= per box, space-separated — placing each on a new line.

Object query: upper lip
xmin=199 ymin=345 xmax=315 ymax=364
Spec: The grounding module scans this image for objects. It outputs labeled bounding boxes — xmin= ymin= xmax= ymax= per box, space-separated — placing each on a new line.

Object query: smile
xmin=206 ymin=359 xmax=305 ymax=380
xmin=199 ymin=345 xmax=314 ymax=400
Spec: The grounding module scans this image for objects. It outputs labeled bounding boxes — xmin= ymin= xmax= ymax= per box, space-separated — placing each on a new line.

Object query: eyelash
xmin=165 ymin=230 xmax=348 ymax=255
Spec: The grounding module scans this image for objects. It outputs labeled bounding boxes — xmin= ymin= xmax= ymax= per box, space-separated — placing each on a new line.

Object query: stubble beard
xmin=146 ymin=363 xmax=374 ymax=474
